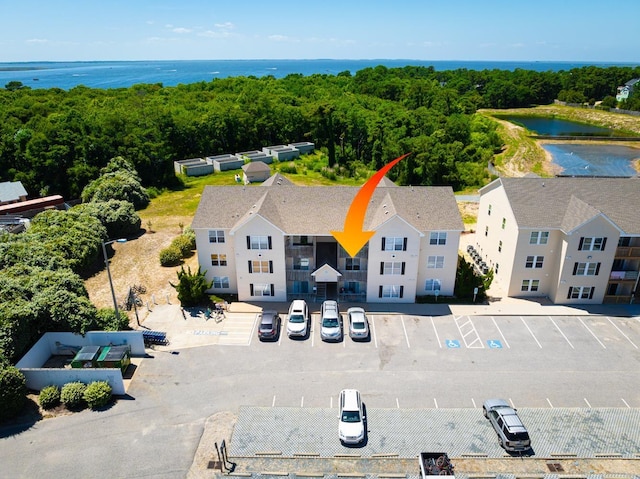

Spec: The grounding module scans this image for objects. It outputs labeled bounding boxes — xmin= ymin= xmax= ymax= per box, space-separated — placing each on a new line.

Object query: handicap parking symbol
xmin=487 ymin=339 xmax=503 ymax=349
xmin=446 ymin=339 xmax=460 ymax=348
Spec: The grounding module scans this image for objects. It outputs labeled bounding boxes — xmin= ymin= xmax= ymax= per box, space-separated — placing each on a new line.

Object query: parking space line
xmin=607 ymin=317 xmax=638 ymax=349
xmin=396 ymin=398 xmax=400 ymax=408
xmin=509 ymin=398 xmax=515 ymax=408
xmin=371 ymin=315 xmax=378 ymax=348
xmin=622 ymin=398 xmax=631 ymax=408
xmin=301 ymin=396 xmax=304 ymax=407
xmin=584 ymin=398 xmax=592 ymax=408
xmin=546 ymin=398 xmax=554 ymax=408
xmin=330 ymin=397 xmax=333 ymax=408
xmin=272 ymin=395 xmax=276 ymax=407
xmin=400 ymin=316 xmax=411 ymax=348
xmin=455 ymin=315 xmax=484 ymax=348
xmin=471 ymin=398 xmax=477 ymax=408
xmin=548 ymin=316 xmax=574 ymax=349
xmin=578 ymin=317 xmax=606 ymax=349
xmin=520 ymin=316 xmax=543 ymax=348
xmin=490 ymin=316 xmax=510 ymax=349
xmin=431 ymin=317 xmax=442 ymax=349
xmin=434 ymin=398 xmax=438 ymax=409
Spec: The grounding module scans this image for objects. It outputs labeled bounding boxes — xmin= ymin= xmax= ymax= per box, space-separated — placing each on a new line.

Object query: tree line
xmin=2 ymin=65 xmax=639 ymax=200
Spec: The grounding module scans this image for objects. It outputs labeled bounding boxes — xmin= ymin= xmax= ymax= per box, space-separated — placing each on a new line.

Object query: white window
xmin=525 ymin=255 xmax=544 ymax=268
xmin=425 ymin=279 xmax=441 ymax=291
xmin=209 ymin=230 xmax=225 ymax=243
xmin=530 ymin=231 xmax=549 ymax=245
xmin=488 ymin=204 xmax=492 ymax=216
xmin=429 ymin=232 xmax=447 ymax=245
xmin=249 ymin=260 xmax=271 ymax=273
xmin=211 ymin=254 xmax=227 ymax=266
xmin=574 ymin=262 xmax=599 ymax=276
xmin=212 ymin=276 xmax=229 ymax=288
xmin=427 ymin=256 xmax=445 ymax=269
xmin=498 ymin=240 xmax=502 ymax=252
xmin=501 ymin=218 xmax=506 ymax=229
xmin=248 ymin=235 xmax=270 ymax=250
xmin=383 ymin=237 xmax=406 ymax=251
xmin=293 ymin=258 xmax=310 ymax=270
xmin=568 ymin=286 xmax=594 ymax=299
xmin=380 ymin=285 xmax=403 ymax=298
xmin=382 ymin=261 xmax=404 ymax=275
xmin=579 ymin=237 xmax=606 ymax=251
xmin=521 ymin=279 xmax=539 ymax=292
xmin=251 ymin=283 xmax=273 ymax=296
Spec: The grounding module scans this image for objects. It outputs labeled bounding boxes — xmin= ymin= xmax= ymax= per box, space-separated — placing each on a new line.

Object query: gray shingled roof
xmin=261 ymin=173 xmax=293 ymax=186
xmin=491 ymin=177 xmax=640 ymax=234
xmin=242 ymin=161 xmax=271 ymax=173
xmin=0 ymin=181 xmax=28 ymax=203
xmin=192 ymin=184 xmax=463 ymax=234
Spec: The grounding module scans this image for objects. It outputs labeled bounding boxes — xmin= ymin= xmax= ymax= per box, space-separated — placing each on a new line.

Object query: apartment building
xmin=191 ymin=177 xmax=463 ymax=303
xmin=475 ymin=177 xmax=640 ymax=304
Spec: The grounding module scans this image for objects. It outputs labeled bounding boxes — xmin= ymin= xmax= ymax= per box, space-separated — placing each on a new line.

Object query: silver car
xmin=483 ymin=399 xmax=531 ymax=452
xmin=347 ymin=307 xmax=369 ymax=340
xmin=320 ymin=300 xmax=342 ymax=341
xmin=338 ymin=389 xmax=365 ymax=445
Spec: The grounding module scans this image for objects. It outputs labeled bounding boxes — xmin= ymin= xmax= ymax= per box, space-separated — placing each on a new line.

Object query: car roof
xmin=260 ymin=310 xmax=278 ymax=322
xmin=484 ymin=398 xmax=511 ymax=410
xmin=290 ymin=300 xmax=306 ymax=310
xmin=340 ymin=389 xmax=360 ymax=409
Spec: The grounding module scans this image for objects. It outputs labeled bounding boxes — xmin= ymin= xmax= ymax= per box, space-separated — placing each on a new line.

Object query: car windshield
xmin=323 ymin=318 xmax=339 ymax=327
xmin=507 ymin=431 xmax=530 ymax=441
xmin=341 ymin=410 xmax=361 ymax=423
xmin=289 ymin=314 xmax=305 ymax=323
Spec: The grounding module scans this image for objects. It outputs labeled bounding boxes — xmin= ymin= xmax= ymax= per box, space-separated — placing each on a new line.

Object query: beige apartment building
xmin=474 ymin=177 xmax=640 ymax=304
xmin=191 ymin=176 xmax=463 ymax=303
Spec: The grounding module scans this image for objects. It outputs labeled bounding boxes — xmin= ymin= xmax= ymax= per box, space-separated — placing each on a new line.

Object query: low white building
xmin=192 ymin=176 xmax=463 ymax=303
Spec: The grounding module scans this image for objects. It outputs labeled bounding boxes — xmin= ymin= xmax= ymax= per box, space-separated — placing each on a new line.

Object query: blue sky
xmin=1 ymin=0 xmax=638 ymax=63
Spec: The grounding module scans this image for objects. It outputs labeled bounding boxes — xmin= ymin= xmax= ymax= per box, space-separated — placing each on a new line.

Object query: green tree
xmin=170 ymin=266 xmax=213 ymax=307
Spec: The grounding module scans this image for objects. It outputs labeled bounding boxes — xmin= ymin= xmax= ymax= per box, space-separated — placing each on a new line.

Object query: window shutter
xmin=381 ymin=237 xmax=386 ymax=250
xmin=248 ymin=261 xmax=253 ymax=273
xmin=401 ymin=262 xmax=406 ymax=275
xmin=572 ymin=263 xmax=578 ymax=275
xmin=578 ymin=237 xmax=584 ymax=250
xmin=595 ymin=263 xmax=600 ymax=276
xmin=269 ymin=261 xmax=273 ymax=273
xmin=567 ymin=287 xmax=572 ymax=299
xmin=250 ymin=284 xmax=254 ymax=296
xmin=268 ymin=236 xmax=272 ymax=250
xmin=246 ymin=236 xmax=251 ymax=249
xmin=380 ymin=262 xmax=384 ymax=275
xmin=399 ymin=286 xmax=404 ymax=298
xmin=403 ymin=238 xmax=408 ymax=251
xmin=601 ymin=238 xmax=607 ymax=251
xmin=379 ymin=286 xmax=383 ymax=298
xmin=270 ymin=284 xmax=275 ymax=296
xmin=589 ymin=288 xmax=594 ymax=300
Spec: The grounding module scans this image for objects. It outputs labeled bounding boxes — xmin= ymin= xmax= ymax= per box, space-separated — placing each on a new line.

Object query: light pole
xmin=101 ymin=238 xmax=127 ymax=322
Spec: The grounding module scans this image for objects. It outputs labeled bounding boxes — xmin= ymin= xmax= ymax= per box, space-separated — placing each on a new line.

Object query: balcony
xmin=609 ymin=270 xmax=639 ymax=281
xmin=615 ymin=246 xmax=640 ymax=258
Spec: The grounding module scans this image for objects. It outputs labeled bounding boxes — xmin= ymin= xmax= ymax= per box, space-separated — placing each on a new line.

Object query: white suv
xmin=338 ymin=389 xmax=365 ymax=445
xmin=483 ymin=399 xmax=531 ymax=452
xmin=286 ymin=299 xmax=309 ymax=338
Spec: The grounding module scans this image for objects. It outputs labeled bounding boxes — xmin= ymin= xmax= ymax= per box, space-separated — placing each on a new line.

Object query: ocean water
xmin=1 ymin=59 xmax=637 ymax=90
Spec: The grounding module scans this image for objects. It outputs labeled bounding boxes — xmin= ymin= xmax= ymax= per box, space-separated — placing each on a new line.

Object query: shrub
xmin=84 ymin=381 xmax=112 ymax=410
xmin=159 ymin=245 xmax=182 ymax=266
xmin=0 ymin=366 xmax=27 ymax=420
xmin=182 ymin=227 xmax=196 ymax=249
xmin=60 ymin=381 xmax=87 ymax=410
xmin=172 ymin=235 xmax=194 ymax=257
xmin=39 ymin=385 xmax=61 ymax=410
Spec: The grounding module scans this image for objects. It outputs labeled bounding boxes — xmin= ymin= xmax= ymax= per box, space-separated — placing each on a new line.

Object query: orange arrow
xmin=331 ymin=153 xmax=410 ymax=257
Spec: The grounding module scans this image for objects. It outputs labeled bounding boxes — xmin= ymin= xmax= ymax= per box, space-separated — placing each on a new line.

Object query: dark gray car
xmin=257 ymin=310 xmax=281 ymax=341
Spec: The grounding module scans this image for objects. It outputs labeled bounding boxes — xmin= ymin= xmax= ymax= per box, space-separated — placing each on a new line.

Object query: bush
xmin=182 ymin=227 xmax=196 ymax=249
xmin=159 ymin=245 xmax=182 ymax=266
xmin=39 ymin=385 xmax=61 ymax=410
xmin=172 ymin=234 xmax=194 ymax=257
xmin=84 ymin=381 xmax=112 ymax=410
xmin=60 ymin=381 xmax=87 ymax=410
xmin=0 ymin=366 xmax=27 ymax=420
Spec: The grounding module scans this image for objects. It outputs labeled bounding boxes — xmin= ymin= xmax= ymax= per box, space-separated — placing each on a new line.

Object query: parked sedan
xmin=257 ymin=310 xmax=281 ymax=341
xmin=347 ymin=307 xmax=369 ymax=340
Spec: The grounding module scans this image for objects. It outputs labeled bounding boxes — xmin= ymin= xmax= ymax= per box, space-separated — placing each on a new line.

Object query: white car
xmin=286 ymin=299 xmax=309 ymax=338
xmin=338 ymin=389 xmax=365 ymax=445
xmin=483 ymin=398 xmax=531 ymax=452
xmin=347 ymin=307 xmax=369 ymax=340
xmin=320 ymin=300 xmax=342 ymax=341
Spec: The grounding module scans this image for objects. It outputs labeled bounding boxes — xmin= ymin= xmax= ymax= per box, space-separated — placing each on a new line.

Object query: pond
xmin=498 ymin=115 xmax=628 ymax=137
xmin=542 ymin=143 xmax=640 ymax=176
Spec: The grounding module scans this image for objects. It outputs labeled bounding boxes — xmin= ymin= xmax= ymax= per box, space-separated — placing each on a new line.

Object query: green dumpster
xmin=97 ymin=345 xmax=131 ymax=373
xmin=70 ymin=345 xmax=101 ymax=369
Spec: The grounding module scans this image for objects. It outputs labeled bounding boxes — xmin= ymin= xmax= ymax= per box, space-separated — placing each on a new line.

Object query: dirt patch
xmin=84 ymin=227 xmax=199 ymax=328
